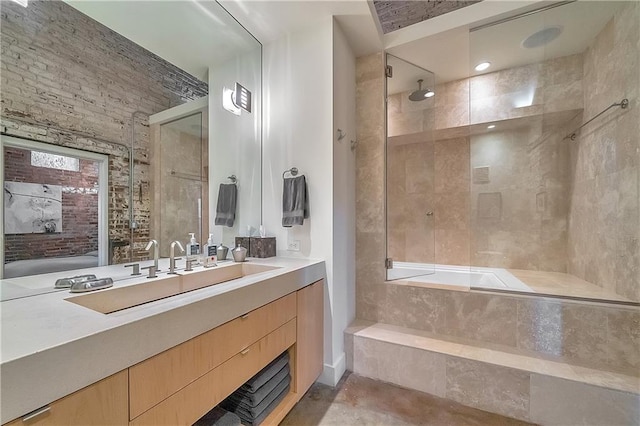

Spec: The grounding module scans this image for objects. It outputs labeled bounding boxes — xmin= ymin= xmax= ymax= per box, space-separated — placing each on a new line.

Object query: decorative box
xmin=249 ymin=237 xmax=276 ymax=258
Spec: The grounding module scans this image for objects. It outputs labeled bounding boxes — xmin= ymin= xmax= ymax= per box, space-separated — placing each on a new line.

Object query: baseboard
xmin=316 ymin=352 xmax=346 ymax=387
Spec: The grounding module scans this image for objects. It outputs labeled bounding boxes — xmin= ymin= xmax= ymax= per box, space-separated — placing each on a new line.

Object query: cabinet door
xmin=4 ymin=370 xmax=128 ymax=426
xmin=295 ymin=279 xmax=324 ymax=396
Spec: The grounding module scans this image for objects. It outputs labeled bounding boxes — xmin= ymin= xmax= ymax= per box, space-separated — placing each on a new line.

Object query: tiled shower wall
xmin=568 ymin=2 xmax=640 ymax=301
xmin=1 ymin=0 xmax=208 ymax=263
xmin=387 ymin=54 xmax=581 ymax=271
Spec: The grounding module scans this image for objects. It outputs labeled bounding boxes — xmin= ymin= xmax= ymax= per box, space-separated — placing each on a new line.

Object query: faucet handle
xmin=124 ymin=263 xmax=141 ymax=276
xmin=185 ymin=258 xmax=195 ymax=271
xmin=141 ymin=265 xmax=157 ymax=279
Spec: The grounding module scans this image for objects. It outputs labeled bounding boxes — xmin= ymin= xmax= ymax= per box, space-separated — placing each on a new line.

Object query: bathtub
xmin=387 ymin=262 xmax=534 ymax=292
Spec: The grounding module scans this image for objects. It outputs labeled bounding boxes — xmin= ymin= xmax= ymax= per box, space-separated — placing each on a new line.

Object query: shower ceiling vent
xmin=522 ymin=26 xmax=564 ymax=48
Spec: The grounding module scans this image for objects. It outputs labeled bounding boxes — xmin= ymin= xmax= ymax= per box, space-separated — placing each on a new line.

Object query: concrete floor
xmin=281 ymin=372 xmax=534 ymax=426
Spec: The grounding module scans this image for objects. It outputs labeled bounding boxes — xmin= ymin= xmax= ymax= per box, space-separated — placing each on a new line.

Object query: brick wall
xmin=0 ymin=0 xmax=208 ymax=263
xmin=4 ymin=147 xmax=99 ymax=262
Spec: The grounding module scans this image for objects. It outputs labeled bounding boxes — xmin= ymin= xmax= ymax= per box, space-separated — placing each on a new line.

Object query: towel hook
xmin=227 ymin=174 xmax=237 ymax=184
xmin=337 ymin=129 xmax=347 ymax=141
xmin=283 ymin=167 xmax=299 ymax=179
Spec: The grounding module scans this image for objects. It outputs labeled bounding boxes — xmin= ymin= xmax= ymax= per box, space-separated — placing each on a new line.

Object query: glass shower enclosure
xmin=385 ymin=54 xmax=439 ymax=282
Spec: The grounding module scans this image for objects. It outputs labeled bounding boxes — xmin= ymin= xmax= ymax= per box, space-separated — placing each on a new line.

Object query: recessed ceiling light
xmin=424 ymin=90 xmax=435 ymax=98
xmin=487 ymin=124 xmax=496 ymax=129
xmin=522 ymin=26 xmax=563 ymax=49
xmin=475 ymin=62 xmax=491 ymax=72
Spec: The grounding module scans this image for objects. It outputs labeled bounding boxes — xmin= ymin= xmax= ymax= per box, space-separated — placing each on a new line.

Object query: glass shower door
xmin=385 ymin=54 xmax=437 ymax=281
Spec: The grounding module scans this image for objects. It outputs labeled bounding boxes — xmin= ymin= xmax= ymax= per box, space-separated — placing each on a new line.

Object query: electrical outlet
xmin=287 ymin=240 xmax=301 ymax=251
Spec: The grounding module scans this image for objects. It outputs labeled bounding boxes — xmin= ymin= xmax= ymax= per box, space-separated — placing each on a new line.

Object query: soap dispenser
xmin=186 ymin=233 xmax=200 ymax=261
xmin=202 ymin=234 xmax=217 ymax=267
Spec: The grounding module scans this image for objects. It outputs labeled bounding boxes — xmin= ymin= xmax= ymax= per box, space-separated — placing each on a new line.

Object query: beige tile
xmin=356 ymin=53 xmax=383 ymax=83
xmin=446 ymin=357 xmax=530 ymax=421
xmin=356 ymin=231 xmax=385 ymax=284
xmin=378 ymin=284 xmax=446 ymax=333
xmin=435 ymin=229 xmax=470 ymax=266
xmin=444 ymin=292 xmax=518 ymax=347
xmin=344 ymin=332 xmax=354 ymax=372
xmin=530 ymin=374 xmax=640 ymax=426
xmin=433 ymin=192 xmax=470 ymax=230
xmin=606 ymin=308 xmax=640 ymax=375
xmin=388 ymin=109 xmax=424 ymax=137
xmin=434 ymin=137 xmax=469 ymax=194
xmin=516 ymin=299 xmax=565 ymax=357
xmin=561 ymin=304 xmax=609 ymax=367
xmin=435 ymin=103 xmax=469 ymax=129
xmin=352 ymin=335 xmax=380 ymax=378
xmin=361 ymin=338 xmax=447 ymax=397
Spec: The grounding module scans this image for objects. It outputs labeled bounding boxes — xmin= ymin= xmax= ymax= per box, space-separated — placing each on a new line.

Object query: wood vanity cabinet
xmin=4 ymin=280 xmax=324 ymax=426
xmin=4 ymin=370 xmax=128 ymax=426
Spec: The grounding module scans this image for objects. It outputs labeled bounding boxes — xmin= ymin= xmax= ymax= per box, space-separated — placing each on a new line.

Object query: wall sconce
xmin=222 ymin=83 xmax=252 ymax=116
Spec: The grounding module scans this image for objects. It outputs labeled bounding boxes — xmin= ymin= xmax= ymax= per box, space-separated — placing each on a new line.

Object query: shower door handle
xmin=426 ymin=211 xmax=434 ymax=216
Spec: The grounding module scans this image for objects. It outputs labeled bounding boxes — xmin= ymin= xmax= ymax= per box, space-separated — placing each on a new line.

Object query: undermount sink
xmin=65 ymin=263 xmax=279 ymax=314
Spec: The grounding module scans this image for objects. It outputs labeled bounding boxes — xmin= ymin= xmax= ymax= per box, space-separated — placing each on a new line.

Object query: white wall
xmin=209 ymin=46 xmax=262 ymax=248
xmin=330 ymin=19 xmax=357 ymax=385
xmin=262 ymin=17 xmax=356 ymax=386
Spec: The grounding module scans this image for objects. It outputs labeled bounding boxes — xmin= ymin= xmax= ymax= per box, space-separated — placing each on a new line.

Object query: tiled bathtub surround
xmin=567 ymin=2 xmax=640 ymax=302
xmin=346 ymin=321 xmax=640 ymax=424
xmin=358 ymin=282 xmax=640 ymax=375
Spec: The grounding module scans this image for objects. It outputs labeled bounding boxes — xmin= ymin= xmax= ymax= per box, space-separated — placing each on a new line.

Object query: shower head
xmin=408 ymin=79 xmax=435 ymax=101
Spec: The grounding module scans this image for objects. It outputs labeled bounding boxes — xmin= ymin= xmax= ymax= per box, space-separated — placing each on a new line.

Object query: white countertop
xmin=0 ymin=257 xmax=325 ymax=423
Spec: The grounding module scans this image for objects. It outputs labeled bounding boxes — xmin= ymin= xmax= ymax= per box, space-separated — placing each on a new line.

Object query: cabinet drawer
xmin=4 ymin=371 xmax=128 ymax=426
xmin=129 ymin=293 xmax=296 ymax=419
xmin=130 ymin=319 xmax=296 ymax=426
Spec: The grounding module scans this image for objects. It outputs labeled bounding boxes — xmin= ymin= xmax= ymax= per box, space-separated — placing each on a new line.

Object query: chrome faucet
xmin=145 ymin=239 xmax=160 ymax=272
xmin=169 ymin=241 xmax=184 ymax=274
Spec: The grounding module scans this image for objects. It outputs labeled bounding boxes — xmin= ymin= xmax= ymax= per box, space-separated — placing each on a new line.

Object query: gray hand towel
xmin=282 ymin=175 xmax=309 ymax=227
xmin=240 ymin=352 xmax=289 ymax=393
xmin=227 ymin=367 xmax=290 ymax=408
xmin=194 ymin=406 xmax=242 ymax=426
xmin=215 ymin=183 xmax=237 ymax=227
xmin=222 ymin=375 xmax=290 ymax=420
xmin=244 ymin=384 xmax=290 ymax=426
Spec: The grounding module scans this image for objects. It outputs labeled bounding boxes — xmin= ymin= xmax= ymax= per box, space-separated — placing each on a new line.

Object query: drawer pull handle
xmin=241 ymin=314 xmax=250 ymax=319
xmin=240 ymin=348 xmax=250 ymax=355
xmin=22 ymin=406 xmax=51 ymax=422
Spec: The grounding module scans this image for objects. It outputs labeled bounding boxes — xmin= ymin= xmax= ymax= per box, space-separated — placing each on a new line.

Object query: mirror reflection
xmin=1 ymin=0 xmax=262 ymax=282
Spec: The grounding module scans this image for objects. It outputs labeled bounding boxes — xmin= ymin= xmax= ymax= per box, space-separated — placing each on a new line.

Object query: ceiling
xmin=64 ymin=0 xmax=622 ymax=101
xmin=373 ymin=0 xmax=482 ymax=34
xmin=387 ymin=0 xmax=626 ymax=95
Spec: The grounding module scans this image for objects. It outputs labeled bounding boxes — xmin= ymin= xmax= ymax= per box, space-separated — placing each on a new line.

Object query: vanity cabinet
xmin=295 ymin=280 xmax=324 ymax=394
xmin=4 ymin=371 xmax=128 ymax=426
xmin=4 ymin=279 xmax=324 ymax=426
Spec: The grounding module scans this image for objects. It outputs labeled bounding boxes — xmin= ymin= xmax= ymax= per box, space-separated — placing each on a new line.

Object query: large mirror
xmin=0 ymin=0 xmax=262 ymax=284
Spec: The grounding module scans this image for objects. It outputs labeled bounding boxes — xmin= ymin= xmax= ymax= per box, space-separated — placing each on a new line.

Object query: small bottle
xmin=202 ymin=234 xmax=217 ymax=267
xmin=186 ymin=233 xmax=200 ymax=261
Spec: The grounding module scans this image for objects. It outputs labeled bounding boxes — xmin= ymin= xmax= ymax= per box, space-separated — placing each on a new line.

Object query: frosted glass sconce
xmin=222 ymin=83 xmax=252 ymax=116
